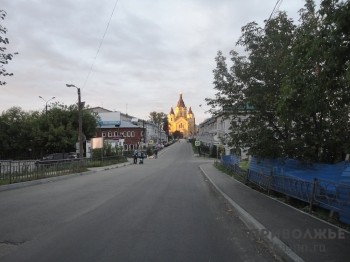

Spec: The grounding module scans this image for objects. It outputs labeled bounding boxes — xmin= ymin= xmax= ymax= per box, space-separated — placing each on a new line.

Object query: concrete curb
xmin=199 ymin=165 xmax=304 ymax=262
xmin=88 ymin=161 xmax=134 ymax=171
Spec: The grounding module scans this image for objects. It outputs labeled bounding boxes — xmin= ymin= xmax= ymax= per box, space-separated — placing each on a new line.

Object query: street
xmin=0 ymin=140 xmax=277 ymax=262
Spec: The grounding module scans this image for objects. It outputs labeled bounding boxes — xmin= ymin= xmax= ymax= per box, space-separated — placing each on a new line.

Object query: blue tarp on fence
xmin=249 ymin=157 xmax=347 ymax=182
xmin=221 ymin=155 xmax=350 ymax=225
xmin=221 ymin=155 xmax=240 ymax=166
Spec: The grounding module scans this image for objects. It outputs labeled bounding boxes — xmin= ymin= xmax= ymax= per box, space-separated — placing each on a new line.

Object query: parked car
xmin=35 ymin=152 xmax=78 ymax=165
xmin=68 ymin=152 xmax=78 ymax=159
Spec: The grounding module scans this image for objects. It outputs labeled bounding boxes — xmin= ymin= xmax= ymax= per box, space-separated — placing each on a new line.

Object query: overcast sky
xmin=1 ymin=0 xmax=319 ymax=124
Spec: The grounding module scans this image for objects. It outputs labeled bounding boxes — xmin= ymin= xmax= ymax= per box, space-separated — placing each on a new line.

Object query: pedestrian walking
xmin=154 ymin=148 xmax=158 ymax=159
xmin=133 ymin=150 xmax=138 ymax=164
xmin=139 ymin=151 xmax=144 ymax=164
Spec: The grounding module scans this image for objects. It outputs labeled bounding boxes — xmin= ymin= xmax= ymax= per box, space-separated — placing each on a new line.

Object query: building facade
xmin=135 ymin=119 xmax=167 ymax=146
xmin=167 ymin=93 xmax=195 ymax=138
xmin=197 ymin=112 xmax=250 ymax=159
xmin=89 ymin=109 xmax=168 ymax=151
xmin=95 ymin=120 xmax=145 ymax=151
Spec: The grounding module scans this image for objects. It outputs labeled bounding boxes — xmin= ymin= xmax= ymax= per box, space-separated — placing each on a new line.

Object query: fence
xmin=0 ymin=155 xmax=127 ymax=185
xmin=220 ymin=156 xmax=350 ymax=225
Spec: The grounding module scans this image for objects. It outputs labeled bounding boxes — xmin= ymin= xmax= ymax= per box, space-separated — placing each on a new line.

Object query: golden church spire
xmin=177 ymin=93 xmax=186 ymax=108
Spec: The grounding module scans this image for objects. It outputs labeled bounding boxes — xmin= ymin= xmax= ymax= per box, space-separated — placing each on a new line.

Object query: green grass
xmin=239 ymin=160 xmax=249 ymax=171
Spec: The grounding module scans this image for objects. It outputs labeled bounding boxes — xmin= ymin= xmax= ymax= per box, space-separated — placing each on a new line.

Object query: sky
xmin=1 ymin=0 xmax=319 ymax=124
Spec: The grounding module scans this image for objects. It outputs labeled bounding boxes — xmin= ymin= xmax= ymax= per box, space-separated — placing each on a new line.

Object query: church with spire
xmin=167 ymin=93 xmax=195 ymax=138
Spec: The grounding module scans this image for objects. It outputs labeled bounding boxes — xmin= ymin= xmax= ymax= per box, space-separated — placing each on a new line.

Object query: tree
xmin=172 ymin=130 xmax=183 ymax=139
xmin=278 ymin=0 xmax=350 ymax=162
xmin=0 ymin=107 xmax=35 ymax=159
xmin=149 ymin=111 xmax=166 ymax=125
xmin=206 ymin=0 xmax=350 ymax=163
xmin=40 ymin=103 xmax=97 ymax=155
xmin=162 ymin=116 xmax=169 ymax=136
xmin=0 ymin=103 xmax=98 ymax=160
xmin=207 ymin=11 xmax=296 ymax=159
xmin=0 ymin=10 xmax=17 ymax=85
xmin=149 ymin=111 xmax=167 ymax=142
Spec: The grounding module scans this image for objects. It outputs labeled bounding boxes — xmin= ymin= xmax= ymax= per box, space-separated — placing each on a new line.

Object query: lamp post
xmin=66 ymin=84 xmax=83 ymax=161
xmin=38 ymin=96 xmax=55 ymax=114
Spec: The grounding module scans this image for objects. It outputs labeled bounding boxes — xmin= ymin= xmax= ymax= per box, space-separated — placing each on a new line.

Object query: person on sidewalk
xmin=139 ymin=151 xmax=144 ymax=164
xmin=154 ymin=148 xmax=158 ymax=159
xmin=133 ymin=150 xmax=138 ymax=164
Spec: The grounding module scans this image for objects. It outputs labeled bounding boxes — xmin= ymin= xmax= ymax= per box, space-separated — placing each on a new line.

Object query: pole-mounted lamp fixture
xmin=38 ymin=96 xmax=55 ymax=114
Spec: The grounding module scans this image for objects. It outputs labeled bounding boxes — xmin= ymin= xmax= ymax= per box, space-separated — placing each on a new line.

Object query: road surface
xmin=0 ymin=140 xmax=278 ymax=261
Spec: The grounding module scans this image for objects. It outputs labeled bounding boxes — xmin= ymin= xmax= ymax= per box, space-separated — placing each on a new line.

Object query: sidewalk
xmin=200 ymin=163 xmax=350 ymax=262
xmin=87 ymin=159 xmax=134 ymax=172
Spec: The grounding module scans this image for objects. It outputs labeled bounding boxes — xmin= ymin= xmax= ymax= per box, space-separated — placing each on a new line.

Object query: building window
xmin=131 ymin=131 xmax=135 ymax=137
xmin=127 ymin=131 xmax=131 ymax=137
xmin=114 ymin=131 xmax=118 ymax=137
xmin=102 ymin=132 xmax=106 ymax=137
xmin=130 ymin=144 xmax=134 ymax=150
xmin=108 ymin=131 xmax=112 ymax=137
xmin=124 ymin=144 xmax=128 ymax=150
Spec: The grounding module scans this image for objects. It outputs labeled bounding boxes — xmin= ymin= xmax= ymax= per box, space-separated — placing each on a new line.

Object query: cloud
xmin=1 ymin=0 xmax=320 ymax=123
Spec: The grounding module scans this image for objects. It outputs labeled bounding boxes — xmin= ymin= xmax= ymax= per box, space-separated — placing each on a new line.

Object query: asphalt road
xmin=0 ymin=140 xmax=278 ymax=262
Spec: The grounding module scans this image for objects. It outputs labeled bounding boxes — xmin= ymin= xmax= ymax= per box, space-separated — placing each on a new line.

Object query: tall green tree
xmin=39 ymin=102 xmax=97 ymax=155
xmin=0 ymin=107 xmax=34 ymax=159
xmin=279 ymin=0 xmax=350 ymax=162
xmin=0 ymin=10 xmax=17 ymax=85
xmin=207 ymin=11 xmax=296 ymax=159
xmin=0 ymin=104 xmax=98 ymax=160
xmin=149 ymin=111 xmax=167 ymax=142
xmin=207 ymin=0 xmax=350 ymax=163
xmin=149 ymin=111 xmax=166 ymax=125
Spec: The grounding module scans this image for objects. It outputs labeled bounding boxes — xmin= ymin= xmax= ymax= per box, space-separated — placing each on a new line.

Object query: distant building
xmin=167 ymin=93 xmax=195 ymax=138
xmin=94 ymin=112 xmax=144 ymax=151
xmin=197 ymin=109 xmax=251 ymax=158
xmin=88 ymin=107 xmax=112 ymax=114
xmin=89 ymin=109 xmax=167 ymax=150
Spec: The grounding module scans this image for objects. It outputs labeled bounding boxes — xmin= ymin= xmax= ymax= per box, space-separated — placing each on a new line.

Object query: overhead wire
xmin=82 ymin=0 xmax=120 ymax=89
xmin=267 ymin=0 xmax=283 ymax=23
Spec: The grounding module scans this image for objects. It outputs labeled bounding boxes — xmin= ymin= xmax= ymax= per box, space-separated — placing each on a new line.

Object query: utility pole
xmin=66 ymin=84 xmax=83 ymax=161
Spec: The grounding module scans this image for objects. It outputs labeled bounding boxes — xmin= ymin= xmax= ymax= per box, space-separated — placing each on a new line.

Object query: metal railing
xmin=220 ymin=159 xmax=350 ymax=225
xmin=0 ymin=155 xmax=127 ymax=185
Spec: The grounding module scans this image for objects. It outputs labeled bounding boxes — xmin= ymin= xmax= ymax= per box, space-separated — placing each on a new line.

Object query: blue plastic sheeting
xmin=248 ymin=157 xmax=348 ymax=183
xmin=221 ymin=155 xmax=240 ymax=166
xmin=221 ymin=156 xmax=350 ymax=225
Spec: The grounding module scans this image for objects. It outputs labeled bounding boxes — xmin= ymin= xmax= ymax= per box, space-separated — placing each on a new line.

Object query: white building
xmin=135 ymin=119 xmax=167 ymax=147
xmin=197 ymin=112 xmax=249 ymax=158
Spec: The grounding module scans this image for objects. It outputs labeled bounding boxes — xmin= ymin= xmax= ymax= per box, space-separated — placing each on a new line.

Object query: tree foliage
xmin=0 ymin=103 xmax=97 ymax=159
xmin=206 ymin=0 xmax=350 ymax=163
xmin=149 ymin=111 xmax=166 ymax=125
xmin=0 ymin=10 xmax=17 ymax=85
xmin=149 ymin=111 xmax=168 ymax=135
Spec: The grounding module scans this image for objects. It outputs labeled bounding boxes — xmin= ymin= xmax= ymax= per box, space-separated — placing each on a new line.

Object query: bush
xmin=146 ymin=146 xmax=153 ymax=156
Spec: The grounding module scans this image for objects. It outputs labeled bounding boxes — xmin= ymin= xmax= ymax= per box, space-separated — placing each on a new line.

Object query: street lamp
xmin=38 ymin=96 xmax=55 ymax=114
xmin=66 ymin=84 xmax=83 ymax=161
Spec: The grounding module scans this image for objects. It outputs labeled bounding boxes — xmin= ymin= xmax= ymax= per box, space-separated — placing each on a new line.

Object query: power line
xmin=82 ymin=0 xmax=120 ymax=89
xmin=267 ymin=0 xmax=283 ymax=23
